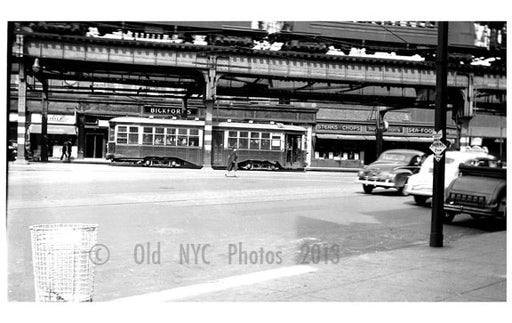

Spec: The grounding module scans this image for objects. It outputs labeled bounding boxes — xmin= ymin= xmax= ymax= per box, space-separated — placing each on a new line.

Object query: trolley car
xmin=106 ymin=117 xmax=307 ymax=170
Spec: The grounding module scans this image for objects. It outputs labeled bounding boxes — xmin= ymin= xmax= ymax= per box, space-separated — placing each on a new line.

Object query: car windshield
xmin=379 ymin=153 xmax=407 ymax=162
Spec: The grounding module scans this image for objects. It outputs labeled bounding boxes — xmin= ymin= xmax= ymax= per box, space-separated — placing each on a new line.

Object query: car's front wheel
xmin=413 ymin=195 xmax=428 ymax=205
xmin=363 ymin=184 xmax=374 ymax=194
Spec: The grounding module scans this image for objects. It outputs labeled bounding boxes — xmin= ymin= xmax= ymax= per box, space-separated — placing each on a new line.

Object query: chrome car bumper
xmin=356 ymin=179 xmax=397 ymax=188
xmin=444 ymin=203 xmax=503 ymax=217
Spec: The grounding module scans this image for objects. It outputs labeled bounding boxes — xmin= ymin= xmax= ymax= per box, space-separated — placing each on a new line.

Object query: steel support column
xmin=77 ymin=113 xmax=86 ymax=159
xmin=430 ymin=22 xmax=449 ymax=248
xmin=202 ymin=65 xmax=219 ymax=169
xmin=40 ymin=82 xmax=49 ymax=162
xmin=15 ymin=64 xmax=29 ymax=163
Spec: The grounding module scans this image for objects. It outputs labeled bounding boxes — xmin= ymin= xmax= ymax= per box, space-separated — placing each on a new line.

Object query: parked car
xmin=405 ymin=149 xmax=494 ymax=205
xmin=356 ymin=149 xmax=424 ymax=194
xmin=443 ymin=162 xmax=506 ymax=223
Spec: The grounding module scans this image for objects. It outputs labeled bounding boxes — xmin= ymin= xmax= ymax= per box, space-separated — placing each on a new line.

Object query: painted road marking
xmin=114 ymin=265 xmax=316 ymax=302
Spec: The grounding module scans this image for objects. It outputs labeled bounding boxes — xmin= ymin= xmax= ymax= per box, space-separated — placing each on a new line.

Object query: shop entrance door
xmin=85 ymin=133 xmax=105 ymax=158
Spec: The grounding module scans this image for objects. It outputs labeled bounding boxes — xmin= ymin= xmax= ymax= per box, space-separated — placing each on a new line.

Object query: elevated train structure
xmin=8 ymin=21 xmax=507 ymax=167
xmin=21 ymin=21 xmax=506 ymax=65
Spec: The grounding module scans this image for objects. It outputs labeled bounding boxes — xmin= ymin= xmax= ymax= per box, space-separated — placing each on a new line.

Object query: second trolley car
xmin=106 ymin=117 xmax=307 ymax=170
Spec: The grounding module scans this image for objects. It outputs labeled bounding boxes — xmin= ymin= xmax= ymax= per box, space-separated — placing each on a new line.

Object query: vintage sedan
xmin=405 ymin=149 xmax=493 ymax=205
xmin=443 ymin=163 xmax=506 ymax=223
xmin=356 ymin=149 xmax=423 ymax=194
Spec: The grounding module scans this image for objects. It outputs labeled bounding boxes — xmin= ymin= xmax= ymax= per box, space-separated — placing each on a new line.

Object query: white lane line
xmin=114 ymin=265 xmax=316 ymax=302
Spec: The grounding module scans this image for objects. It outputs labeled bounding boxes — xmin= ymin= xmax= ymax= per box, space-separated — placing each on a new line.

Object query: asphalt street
xmin=6 ymin=162 xmax=506 ymax=301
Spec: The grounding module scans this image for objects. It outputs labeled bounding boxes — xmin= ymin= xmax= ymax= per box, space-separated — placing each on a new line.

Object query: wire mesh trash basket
xmin=30 ymin=223 xmax=98 ymax=302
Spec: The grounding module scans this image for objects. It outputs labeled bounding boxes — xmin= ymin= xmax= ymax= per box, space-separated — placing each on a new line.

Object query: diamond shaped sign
xmin=430 ymin=140 xmax=447 ymax=162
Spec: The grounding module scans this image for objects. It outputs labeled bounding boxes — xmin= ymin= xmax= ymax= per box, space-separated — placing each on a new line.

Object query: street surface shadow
xmin=293 ymin=215 xmax=423 ymax=264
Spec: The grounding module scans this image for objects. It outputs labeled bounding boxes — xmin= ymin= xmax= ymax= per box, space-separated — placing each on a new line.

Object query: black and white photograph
xmin=2 ymin=1 xmax=509 ymax=322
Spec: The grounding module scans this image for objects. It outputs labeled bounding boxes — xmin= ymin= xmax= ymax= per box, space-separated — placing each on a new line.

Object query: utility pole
xmin=430 ymin=22 xmax=449 ymax=248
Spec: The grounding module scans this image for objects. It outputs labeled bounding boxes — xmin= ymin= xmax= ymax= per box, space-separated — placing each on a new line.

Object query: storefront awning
xmin=316 ymin=134 xmax=376 ymax=140
xmin=30 ymin=124 xmax=77 ymax=135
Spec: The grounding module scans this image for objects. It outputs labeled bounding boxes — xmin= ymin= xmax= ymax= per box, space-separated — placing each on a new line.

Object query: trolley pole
xmin=430 ymin=21 xmax=449 ymax=248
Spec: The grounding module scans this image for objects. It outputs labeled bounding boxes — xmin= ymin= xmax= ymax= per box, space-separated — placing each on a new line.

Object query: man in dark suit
xmin=225 ymin=148 xmax=238 ymax=177
xmin=61 ymin=139 xmax=72 ymax=162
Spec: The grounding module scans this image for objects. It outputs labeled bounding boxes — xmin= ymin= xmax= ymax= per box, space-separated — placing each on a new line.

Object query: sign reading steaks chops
xmin=144 ymin=106 xmax=185 ymax=116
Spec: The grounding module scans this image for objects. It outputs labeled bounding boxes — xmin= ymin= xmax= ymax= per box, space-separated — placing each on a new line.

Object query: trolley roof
xmin=214 ymin=121 xmax=307 ymax=132
xmin=108 ymin=117 xmax=307 ymax=132
xmin=109 ymin=117 xmax=205 ymax=126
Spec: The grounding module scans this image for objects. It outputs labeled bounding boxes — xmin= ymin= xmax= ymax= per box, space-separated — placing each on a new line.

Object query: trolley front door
xmin=286 ymin=134 xmax=301 ymax=164
xmin=212 ymin=130 xmax=225 ymax=165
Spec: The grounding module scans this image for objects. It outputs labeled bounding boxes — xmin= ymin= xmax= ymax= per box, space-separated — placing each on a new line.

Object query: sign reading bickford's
xmin=144 ymin=106 xmax=189 ymax=116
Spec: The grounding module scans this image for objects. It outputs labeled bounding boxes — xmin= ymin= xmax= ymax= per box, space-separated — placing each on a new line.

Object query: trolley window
xmin=188 ymin=129 xmax=200 ymax=147
xmin=116 ymin=126 xmax=128 ymax=144
xmin=250 ymin=132 xmax=260 ymax=150
xmin=109 ymin=125 xmax=115 ymax=141
xmin=154 ymin=127 xmax=165 ymax=145
xmin=128 ymin=126 xmax=139 ymax=144
xmin=143 ymin=127 xmax=153 ymax=145
xmin=261 ymin=132 xmax=271 ymax=150
xmin=166 ymin=128 xmax=177 ymax=146
xmin=227 ymin=131 xmax=238 ymax=149
xmin=271 ymin=134 xmax=282 ymax=150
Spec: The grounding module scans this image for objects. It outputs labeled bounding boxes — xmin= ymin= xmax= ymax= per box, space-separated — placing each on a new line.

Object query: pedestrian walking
xmin=61 ymin=139 xmax=72 ymax=162
xmin=225 ymin=148 xmax=238 ymax=177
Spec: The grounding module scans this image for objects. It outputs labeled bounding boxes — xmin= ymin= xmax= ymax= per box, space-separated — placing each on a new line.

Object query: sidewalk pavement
xmin=176 ymin=231 xmax=506 ymax=302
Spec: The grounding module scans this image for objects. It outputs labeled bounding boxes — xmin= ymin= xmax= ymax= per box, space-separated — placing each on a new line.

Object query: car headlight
xmin=358 ymin=170 xmax=364 ymax=177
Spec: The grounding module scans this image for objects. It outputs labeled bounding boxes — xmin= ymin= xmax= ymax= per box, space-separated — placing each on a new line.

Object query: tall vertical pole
xmin=16 ymin=63 xmax=28 ymax=163
xmin=430 ymin=21 xmax=449 ymax=248
xmin=202 ymin=62 xmax=218 ymax=170
xmin=40 ymin=81 xmax=49 ymax=162
xmin=375 ymin=108 xmax=384 ymax=159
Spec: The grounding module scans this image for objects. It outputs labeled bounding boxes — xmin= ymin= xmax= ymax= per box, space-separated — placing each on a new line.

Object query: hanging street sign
xmin=430 ymin=140 xmax=447 ymax=162
xmin=432 ymin=130 xmax=443 ymax=141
